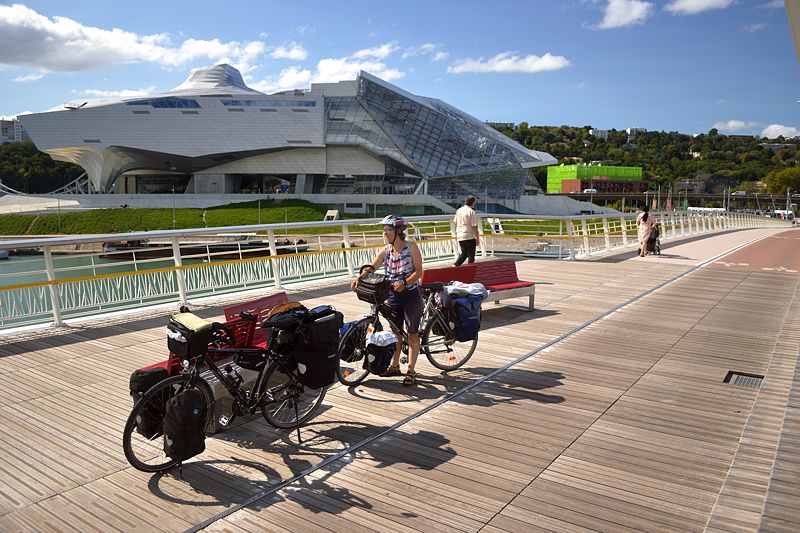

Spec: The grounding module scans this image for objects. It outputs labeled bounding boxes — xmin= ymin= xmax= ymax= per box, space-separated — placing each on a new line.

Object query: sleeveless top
xmin=384 ymin=241 xmax=419 ymax=289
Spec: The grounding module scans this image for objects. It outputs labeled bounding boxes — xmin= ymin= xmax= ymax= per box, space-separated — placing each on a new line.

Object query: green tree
xmin=763 ymin=167 xmax=800 ymax=194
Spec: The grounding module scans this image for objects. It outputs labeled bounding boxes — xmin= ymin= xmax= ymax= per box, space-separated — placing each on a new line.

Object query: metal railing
xmin=0 ymin=211 xmax=787 ymax=330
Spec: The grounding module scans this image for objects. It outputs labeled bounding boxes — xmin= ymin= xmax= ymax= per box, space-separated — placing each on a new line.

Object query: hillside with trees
xmin=0 ymin=141 xmax=84 ymax=193
xmin=495 ymin=124 xmax=800 ymax=194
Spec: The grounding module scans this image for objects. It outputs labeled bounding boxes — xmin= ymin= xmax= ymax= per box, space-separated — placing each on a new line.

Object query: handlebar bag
xmin=294 ymin=308 xmax=344 ymax=389
xmin=356 ymin=271 xmax=389 ymax=304
xmin=167 ymin=312 xmax=212 ymax=358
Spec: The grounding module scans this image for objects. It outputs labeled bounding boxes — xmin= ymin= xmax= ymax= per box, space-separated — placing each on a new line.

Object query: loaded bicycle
xmin=337 ymin=266 xmax=479 ymax=386
xmin=123 ymin=303 xmax=341 ymax=473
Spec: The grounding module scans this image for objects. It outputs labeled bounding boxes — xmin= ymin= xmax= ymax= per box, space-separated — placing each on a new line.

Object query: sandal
xmin=381 ymin=365 xmax=401 ymax=377
xmin=402 ymin=370 xmax=417 ymax=386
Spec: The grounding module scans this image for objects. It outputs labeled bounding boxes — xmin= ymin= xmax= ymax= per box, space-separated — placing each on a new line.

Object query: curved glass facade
xmin=351 ymin=73 xmax=543 ymax=200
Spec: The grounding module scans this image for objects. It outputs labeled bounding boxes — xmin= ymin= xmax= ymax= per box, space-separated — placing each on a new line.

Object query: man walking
xmin=453 ymin=195 xmax=480 ymax=266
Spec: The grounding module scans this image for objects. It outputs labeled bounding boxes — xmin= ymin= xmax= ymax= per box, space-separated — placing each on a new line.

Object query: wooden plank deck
xmin=0 ymin=227 xmax=797 ymax=532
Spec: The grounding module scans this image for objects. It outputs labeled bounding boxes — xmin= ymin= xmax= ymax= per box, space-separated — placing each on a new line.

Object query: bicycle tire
xmin=122 ymin=374 xmax=214 ymax=473
xmin=258 ymin=360 xmax=326 ymax=429
xmin=336 ymin=317 xmax=382 ymax=386
xmin=421 ymin=311 xmax=478 ymax=371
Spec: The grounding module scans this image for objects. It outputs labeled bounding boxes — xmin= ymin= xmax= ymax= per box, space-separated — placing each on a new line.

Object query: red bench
xmin=421 ymin=259 xmax=535 ymax=311
xmin=138 ymin=291 xmax=289 ymax=376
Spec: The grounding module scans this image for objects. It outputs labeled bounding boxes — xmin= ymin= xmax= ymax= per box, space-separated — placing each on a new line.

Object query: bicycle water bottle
xmin=223 ymin=364 xmax=243 ymax=387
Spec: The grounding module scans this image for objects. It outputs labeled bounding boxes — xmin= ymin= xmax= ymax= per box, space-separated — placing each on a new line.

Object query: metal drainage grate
xmin=724 ymin=371 xmax=764 ymax=389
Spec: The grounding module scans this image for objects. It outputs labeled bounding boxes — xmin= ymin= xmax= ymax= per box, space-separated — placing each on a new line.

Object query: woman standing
xmin=636 ymin=205 xmax=657 ymax=257
xmin=351 ymin=215 xmax=424 ymax=386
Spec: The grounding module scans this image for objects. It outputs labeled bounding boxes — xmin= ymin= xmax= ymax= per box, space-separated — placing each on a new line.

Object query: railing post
xmin=341 ymin=224 xmax=354 ymax=278
xmin=267 ymin=229 xmax=282 ymax=289
xmin=566 ymin=220 xmax=577 ymax=259
xmin=479 ymin=218 xmax=488 ymax=259
xmin=602 ymin=216 xmax=611 ymax=252
xmin=450 ymin=220 xmax=460 ymax=262
xmin=620 ymin=215 xmax=628 ymax=247
xmin=680 ymin=211 xmax=686 ymax=236
xmin=42 ymin=246 xmax=63 ymax=326
xmin=170 ymin=237 xmax=188 ymax=306
xmin=580 ymin=218 xmax=591 ymax=257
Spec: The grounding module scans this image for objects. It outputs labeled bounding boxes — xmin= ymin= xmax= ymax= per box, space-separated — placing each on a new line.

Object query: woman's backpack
xmin=163 ymin=388 xmax=207 ymax=462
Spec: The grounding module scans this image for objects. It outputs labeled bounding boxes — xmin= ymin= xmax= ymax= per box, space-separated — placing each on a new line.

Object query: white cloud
xmin=597 ymin=0 xmax=655 ymax=29
xmin=250 ymin=44 xmax=404 ymax=93
xmin=571 ymin=82 xmax=588 ymax=90
xmin=756 ymin=0 xmax=784 ymax=9
xmin=295 ymin=25 xmax=315 ymax=35
xmin=447 ymin=52 xmax=570 ymax=74
xmin=75 ymin=86 xmax=156 ymax=98
xmin=715 ymin=98 xmax=727 ymax=105
xmin=12 ymin=73 xmax=44 ymax=82
xmin=270 ymin=42 xmax=308 ymax=61
xmin=761 ymin=124 xmax=800 ymax=138
xmin=401 ymin=44 xmax=449 ymax=62
xmin=742 ymin=23 xmax=767 ymax=32
xmin=0 ymin=4 xmax=267 ymax=74
xmin=352 ymin=43 xmax=398 ymax=60
xmin=712 ymin=119 xmax=760 ymax=132
xmin=665 ymin=0 xmax=734 ymax=15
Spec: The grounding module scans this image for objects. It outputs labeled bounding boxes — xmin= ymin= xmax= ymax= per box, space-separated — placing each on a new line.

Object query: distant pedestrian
xmin=636 ymin=205 xmax=657 ymax=257
xmin=453 ymin=195 xmax=480 ymax=266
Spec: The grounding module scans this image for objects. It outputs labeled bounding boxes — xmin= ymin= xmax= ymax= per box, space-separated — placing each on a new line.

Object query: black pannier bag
xmin=294 ymin=308 xmax=344 ymax=389
xmin=449 ymin=294 xmax=482 ymax=342
xmin=365 ymin=339 xmax=395 ymax=375
xmin=129 ymin=367 xmax=169 ymax=439
xmin=163 ymin=388 xmax=207 ymax=462
xmin=167 ymin=312 xmax=212 ymax=358
xmin=356 ymin=271 xmax=389 ymax=304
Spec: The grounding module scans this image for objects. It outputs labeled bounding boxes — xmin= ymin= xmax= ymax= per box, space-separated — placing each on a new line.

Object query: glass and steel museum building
xmin=20 ymin=64 xmax=555 ymax=201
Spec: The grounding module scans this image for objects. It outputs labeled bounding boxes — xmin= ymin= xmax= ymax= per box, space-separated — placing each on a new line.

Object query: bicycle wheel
xmin=336 ymin=317 xmax=382 ymax=386
xmin=122 ymin=374 xmax=214 ymax=473
xmin=421 ymin=311 xmax=478 ymax=371
xmin=259 ymin=360 xmax=326 ymax=429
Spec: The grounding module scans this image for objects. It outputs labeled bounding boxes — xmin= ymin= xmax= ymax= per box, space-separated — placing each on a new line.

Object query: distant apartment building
xmin=0 ymin=118 xmax=29 ymax=144
xmin=546 ymin=164 xmax=647 ymax=193
xmin=626 ymin=127 xmax=646 ymax=143
xmin=589 ymin=128 xmax=609 ymax=141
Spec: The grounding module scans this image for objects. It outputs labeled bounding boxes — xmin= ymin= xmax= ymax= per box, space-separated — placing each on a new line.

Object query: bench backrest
xmin=474 ymin=259 xmax=521 ymax=285
xmin=421 ymin=263 xmax=477 ymax=285
xmin=223 ymin=291 xmax=289 ymax=323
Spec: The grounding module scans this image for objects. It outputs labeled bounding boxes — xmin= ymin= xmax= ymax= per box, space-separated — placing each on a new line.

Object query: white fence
xmin=0 ymin=211 xmax=787 ymax=329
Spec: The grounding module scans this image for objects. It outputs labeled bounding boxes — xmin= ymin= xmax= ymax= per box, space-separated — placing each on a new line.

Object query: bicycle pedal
xmin=218 ymin=415 xmax=230 ymax=427
xmin=400 ymin=356 xmax=408 ymax=364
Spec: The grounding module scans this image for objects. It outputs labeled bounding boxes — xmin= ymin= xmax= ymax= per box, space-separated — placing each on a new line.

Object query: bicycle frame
xmin=182 ymin=345 xmax=294 ymax=417
xmin=367 ymin=287 xmax=442 ymax=348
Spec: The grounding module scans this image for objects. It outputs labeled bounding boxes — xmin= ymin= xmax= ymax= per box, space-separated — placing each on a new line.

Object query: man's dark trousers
xmin=454 ymin=239 xmax=477 ymax=266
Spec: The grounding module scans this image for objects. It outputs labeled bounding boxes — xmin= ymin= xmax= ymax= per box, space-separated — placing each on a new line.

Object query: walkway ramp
xmin=0 ymin=228 xmax=798 ymax=532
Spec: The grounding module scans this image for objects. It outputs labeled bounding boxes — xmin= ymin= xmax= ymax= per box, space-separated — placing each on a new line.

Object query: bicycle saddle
xmin=421 ymin=281 xmax=445 ymax=291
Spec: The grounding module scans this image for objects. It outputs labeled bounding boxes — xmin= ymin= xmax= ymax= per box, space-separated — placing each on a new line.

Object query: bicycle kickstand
xmin=294 ymin=400 xmax=302 ymax=444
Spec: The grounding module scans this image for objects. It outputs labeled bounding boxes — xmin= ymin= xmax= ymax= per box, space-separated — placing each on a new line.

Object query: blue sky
xmin=1 ymin=0 xmax=797 ymax=137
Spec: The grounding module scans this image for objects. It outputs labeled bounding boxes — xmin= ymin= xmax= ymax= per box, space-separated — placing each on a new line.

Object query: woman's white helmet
xmin=380 ymin=214 xmax=406 ymax=231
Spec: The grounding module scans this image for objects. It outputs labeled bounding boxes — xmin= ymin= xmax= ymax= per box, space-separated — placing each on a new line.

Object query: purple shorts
xmin=385 ymin=286 xmax=423 ymax=334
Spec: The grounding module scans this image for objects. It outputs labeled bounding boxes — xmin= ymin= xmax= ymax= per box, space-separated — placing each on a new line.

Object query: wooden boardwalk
xmin=0 ymin=227 xmax=798 ymax=532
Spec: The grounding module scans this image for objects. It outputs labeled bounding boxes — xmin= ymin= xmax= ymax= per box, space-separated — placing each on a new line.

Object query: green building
xmin=546 ymin=165 xmax=643 ymax=193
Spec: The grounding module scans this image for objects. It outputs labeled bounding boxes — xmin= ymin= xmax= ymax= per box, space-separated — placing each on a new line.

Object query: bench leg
xmin=528 ymin=289 xmax=535 ymax=311
xmin=494 ymin=300 xmax=501 ymax=305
